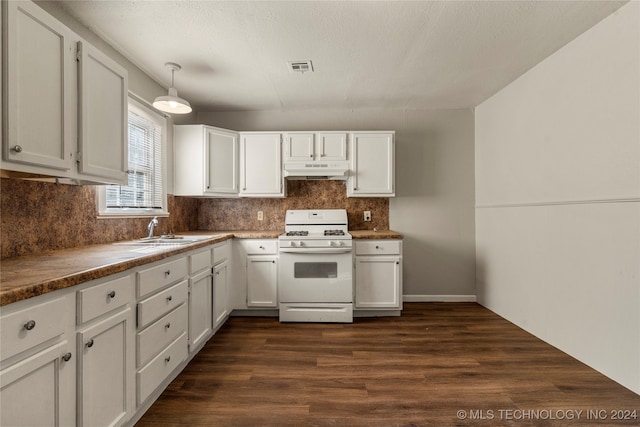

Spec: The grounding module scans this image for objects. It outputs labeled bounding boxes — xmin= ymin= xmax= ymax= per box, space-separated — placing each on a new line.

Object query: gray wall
xmin=475 ymin=2 xmax=639 ymax=394
xmin=198 ymin=108 xmax=476 ymax=299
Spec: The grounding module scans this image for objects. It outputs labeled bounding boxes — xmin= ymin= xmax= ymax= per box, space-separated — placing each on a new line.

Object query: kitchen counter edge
xmin=0 ymin=231 xmax=282 ymax=306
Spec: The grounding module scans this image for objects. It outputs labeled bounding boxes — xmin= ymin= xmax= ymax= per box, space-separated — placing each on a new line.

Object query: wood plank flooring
xmin=135 ymin=303 xmax=640 ymax=426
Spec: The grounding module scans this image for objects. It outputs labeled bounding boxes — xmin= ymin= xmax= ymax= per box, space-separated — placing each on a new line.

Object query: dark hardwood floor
xmin=135 ymin=303 xmax=640 ymax=426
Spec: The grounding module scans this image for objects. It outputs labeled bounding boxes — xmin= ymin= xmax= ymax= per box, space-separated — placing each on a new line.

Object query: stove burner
xmin=324 ymin=230 xmax=345 ymax=236
xmin=286 ymin=231 xmax=309 ymax=237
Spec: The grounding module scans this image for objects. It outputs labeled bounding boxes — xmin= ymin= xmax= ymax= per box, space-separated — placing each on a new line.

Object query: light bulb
xmin=169 ymin=100 xmax=178 ymax=109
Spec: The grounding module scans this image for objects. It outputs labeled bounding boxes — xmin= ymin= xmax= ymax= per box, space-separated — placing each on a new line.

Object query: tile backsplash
xmin=1 ymin=178 xmax=388 ymax=259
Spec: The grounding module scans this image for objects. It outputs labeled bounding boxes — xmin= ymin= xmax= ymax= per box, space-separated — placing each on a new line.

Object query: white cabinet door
xmin=317 ymin=132 xmax=347 ymax=161
xmin=348 ymin=132 xmax=395 ymax=197
xmin=0 ymin=341 xmax=75 ymax=427
xmin=3 ymin=0 xmax=74 ymax=171
xmin=205 ymin=127 xmax=239 ymax=195
xmin=77 ymin=308 xmax=133 ymax=427
xmin=77 ymin=41 xmax=128 ymax=184
xmin=188 ymin=269 xmax=212 ymax=350
xmin=355 ymin=256 xmax=402 ymax=309
xmin=239 ymin=133 xmax=283 ymax=197
xmin=284 ymin=132 xmax=314 ymax=161
xmin=247 ymin=256 xmax=278 ymax=308
xmin=213 ymin=262 xmax=229 ymax=329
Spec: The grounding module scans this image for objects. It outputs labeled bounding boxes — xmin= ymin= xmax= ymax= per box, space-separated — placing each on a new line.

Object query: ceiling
xmin=53 ymin=0 xmax=627 ymax=112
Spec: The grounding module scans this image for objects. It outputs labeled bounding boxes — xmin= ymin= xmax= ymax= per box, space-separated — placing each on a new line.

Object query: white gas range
xmin=278 ymin=209 xmax=353 ymax=323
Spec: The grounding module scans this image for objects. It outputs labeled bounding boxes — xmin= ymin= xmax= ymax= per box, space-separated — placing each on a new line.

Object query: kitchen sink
xmin=115 ymin=235 xmax=215 ymax=247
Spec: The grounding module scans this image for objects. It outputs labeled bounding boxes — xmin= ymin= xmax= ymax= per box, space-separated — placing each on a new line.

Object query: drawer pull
xmin=166 ymin=295 xmax=173 ymax=302
xmin=164 ymin=270 xmax=171 ymax=277
xmin=259 ymin=245 xmax=265 ymax=249
xmin=375 ymin=245 xmax=380 ymax=249
xmin=86 ymin=339 xmax=94 ymax=348
xmin=61 ymin=352 xmax=72 ymax=362
xmin=165 ymin=356 xmax=171 ymax=363
xmin=23 ymin=320 xmax=36 ymax=331
xmin=165 ymin=322 xmax=171 ymax=329
xmin=107 ymin=290 xmax=116 ymax=299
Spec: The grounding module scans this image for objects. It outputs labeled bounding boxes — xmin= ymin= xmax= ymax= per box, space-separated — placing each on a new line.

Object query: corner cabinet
xmin=174 ymin=125 xmax=239 ymax=197
xmin=239 ymin=133 xmax=284 ymax=197
xmin=1 ymin=0 xmax=128 ymax=184
xmin=347 ymin=132 xmax=395 ymax=197
xmin=354 ymin=240 xmax=403 ymax=312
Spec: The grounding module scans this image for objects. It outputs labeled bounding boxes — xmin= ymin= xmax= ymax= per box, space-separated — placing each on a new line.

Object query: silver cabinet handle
xmin=61 ymin=352 xmax=72 ymax=362
xmin=12 ymin=145 xmax=23 ymax=153
xmin=165 ymin=356 xmax=171 ymax=363
xmin=24 ymin=320 xmax=36 ymax=331
xmin=166 ymin=295 xmax=173 ymax=302
xmin=86 ymin=339 xmax=94 ymax=348
xmin=107 ymin=290 xmax=116 ymax=299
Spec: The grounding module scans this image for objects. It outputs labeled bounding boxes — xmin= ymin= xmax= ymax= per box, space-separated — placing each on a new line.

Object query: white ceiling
xmin=53 ymin=0 xmax=627 ymax=112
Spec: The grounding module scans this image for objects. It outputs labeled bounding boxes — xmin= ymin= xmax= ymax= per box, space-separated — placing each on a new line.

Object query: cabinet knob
xmin=216 ymin=271 xmax=220 ymax=276
xmin=375 ymin=245 xmax=380 ymax=249
xmin=309 ymin=154 xmax=313 ymax=158
xmin=166 ymin=295 xmax=173 ymax=302
xmin=86 ymin=339 xmax=94 ymax=348
xmin=107 ymin=290 xmax=116 ymax=299
xmin=61 ymin=352 xmax=72 ymax=362
xmin=396 ymin=261 xmax=400 ymax=265
xmin=165 ymin=322 xmax=171 ymax=329
xmin=165 ymin=356 xmax=171 ymax=363
xmin=164 ymin=270 xmax=171 ymax=276
xmin=259 ymin=245 xmax=265 ymax=249
xmin=23 ymin=320 xmax=36 ymax=331
xmin=272 ymin=260 xmax=276 ymax=264
xmin=12 ymin=145 xmax=23 ymax=153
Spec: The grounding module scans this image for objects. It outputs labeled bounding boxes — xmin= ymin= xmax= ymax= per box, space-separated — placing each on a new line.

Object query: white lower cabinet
xmin=354 ymin=240 xmax=403 ymax=310
xmin=77 ymin=308 xmax=133 ymax=426
xmin=189 ymin=268 xmax=213 ymax=351
xmin=0 ymin=291 xmax=75 ymax=427
xmin=247 ymin=256 xmax=278 ymax=307
xmin=213 ymin=262 xmax=229 ymax=328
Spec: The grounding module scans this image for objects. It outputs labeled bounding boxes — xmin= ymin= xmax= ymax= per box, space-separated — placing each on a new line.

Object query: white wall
xmin=198 ymin=108 xmax=476 ymax=300
xmin=475 ymin=2 xmax=639 ymax=394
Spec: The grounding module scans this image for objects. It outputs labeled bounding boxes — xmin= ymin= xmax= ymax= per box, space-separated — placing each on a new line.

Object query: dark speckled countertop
xmin=0 ymin=229 xmax=402 ymax=306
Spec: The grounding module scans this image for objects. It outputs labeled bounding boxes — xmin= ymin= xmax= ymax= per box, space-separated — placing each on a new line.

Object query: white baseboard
xmin=403 ymin=294 xmax=477 ymax=302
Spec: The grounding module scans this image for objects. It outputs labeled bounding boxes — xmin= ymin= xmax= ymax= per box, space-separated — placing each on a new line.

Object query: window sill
xmin=97 ymin=211 xmax=169 ymax=220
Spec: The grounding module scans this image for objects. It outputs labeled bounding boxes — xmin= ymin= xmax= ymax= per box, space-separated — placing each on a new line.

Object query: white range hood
xmin=283 ymin=161 xmax=349 ymax=180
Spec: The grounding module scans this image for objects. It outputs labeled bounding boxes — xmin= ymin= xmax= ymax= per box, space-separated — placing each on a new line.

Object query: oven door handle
xmin=279 ymin=248 xmax=353 ymax=254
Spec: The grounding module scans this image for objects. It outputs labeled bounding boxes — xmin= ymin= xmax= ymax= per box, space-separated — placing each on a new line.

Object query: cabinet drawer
xmin=137 ymin=281 xmax=188 ymax=329
xmin=213 ymin=241 xmax=230 ymax=265
xmin=1 ymin=297 xmax=69 ymax=362
xmin=241 ymin=239 xmax=277 ymax=255
xmin=137 ymin=332 xmax=188 ymax=405
xmin=355 ymin=240 xmax=401 ymax=255
xmin=137 ymin=303 xmax=187 ymax=368
xmin=137 ymin=257 xmax=188 ymax=298
xmin=77 ymin=275 xmax=132 ymax=324
xmin=189 ymin=249 xmax=212 ymax=274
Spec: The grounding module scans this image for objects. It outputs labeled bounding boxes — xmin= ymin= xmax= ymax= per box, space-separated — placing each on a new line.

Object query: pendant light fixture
xmin=153 ymin=62 xmax=192 ymax=114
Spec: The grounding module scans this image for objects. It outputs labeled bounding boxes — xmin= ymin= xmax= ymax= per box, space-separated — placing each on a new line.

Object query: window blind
xmin=106 ymin=108 xmax=163 ymax=209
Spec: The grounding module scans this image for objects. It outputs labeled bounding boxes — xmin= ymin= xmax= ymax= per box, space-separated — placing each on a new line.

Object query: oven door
xmin=278 ymin=249 xmax=353 ymax=303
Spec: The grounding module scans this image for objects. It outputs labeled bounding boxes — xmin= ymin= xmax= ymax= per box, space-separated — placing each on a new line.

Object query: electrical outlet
xmin=364 ymin=211 xmax=372 ymax=222
xmin=257 ymin=211 xmax=264 ymax=221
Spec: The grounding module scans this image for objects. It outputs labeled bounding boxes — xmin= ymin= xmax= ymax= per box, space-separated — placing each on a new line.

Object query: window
xmin=98 ymin=97 xmax=167 ymax=217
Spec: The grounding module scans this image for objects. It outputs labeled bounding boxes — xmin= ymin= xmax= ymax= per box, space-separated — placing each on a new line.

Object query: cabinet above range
xmin=173 ymin=127 xmax=395 ymax=198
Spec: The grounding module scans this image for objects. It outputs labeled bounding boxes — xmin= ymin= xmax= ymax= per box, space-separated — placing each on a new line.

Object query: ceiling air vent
xmin=287 ymin=60 xmax=314 ymax=74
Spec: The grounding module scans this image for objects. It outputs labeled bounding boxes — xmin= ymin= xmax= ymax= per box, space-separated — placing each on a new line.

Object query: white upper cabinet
xmin=239 ymin=132 xmax=284 ymax=197
xmin=3 ymin=0 xmax=74 ymax=172
xmin=174 ymin=125 xmax=239 ymax=197
xmin=77 ymin=41 xmax=128 ymax=183
xmin=1 ymin=1 xmax=128 ymax=184
xmin=347 ymin=132 xmax=395 ymax=197
xmin=284 ymin=132 xmax=347 ymax=162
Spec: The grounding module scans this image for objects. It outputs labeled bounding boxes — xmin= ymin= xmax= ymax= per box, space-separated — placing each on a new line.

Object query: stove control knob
xmin=299 ymin=241 xmax=305 ymax=247
xmin=289 ymin=241 xmax=296 ymax=247
xmin=338 ymin=241 xmax=345 ymax=246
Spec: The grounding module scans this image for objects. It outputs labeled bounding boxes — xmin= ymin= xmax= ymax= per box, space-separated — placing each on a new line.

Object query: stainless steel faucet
xmin=147 ymin=216 xmax=159 ymax=238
